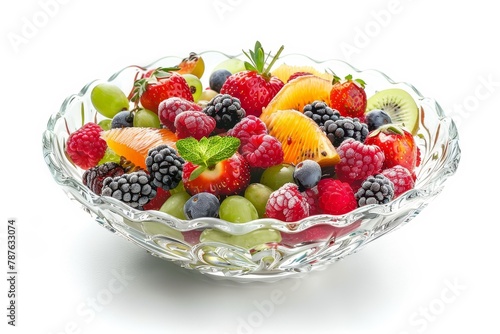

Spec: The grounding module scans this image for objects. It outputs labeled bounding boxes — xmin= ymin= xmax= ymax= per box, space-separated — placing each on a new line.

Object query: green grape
xmin=98 ymin=147 xmax=121 ymax=165
xmin=200 ymin=228 xmax=281 ymax=249
xmin=212 ymin=58 xmax=246 ymax=74
xmin=182 ymin=73 xmax=203 ymax=102
xmin=260 ymin=164 xmax=295 ymax=190
xmin=199 ymin=89 xmax=218 ymax=102
xmin=91 ymin=83 xmax=129 ymax=118
xmin=219 ymin=196 xmax=258 ymax=223
xmin=142 ymin=221 xmax=184 ymax=240
xmin=98 ymin=118 xmax=112 ymax=130
xmin=159 ymin=192 xmax=191 ymax=219
xmin=244 ymin=183 xmax=273 ymax=218
xmin=169 ymin=182 xmax=185 ymax=195
xmin=133 ymin=108 xmax=161 ymax=128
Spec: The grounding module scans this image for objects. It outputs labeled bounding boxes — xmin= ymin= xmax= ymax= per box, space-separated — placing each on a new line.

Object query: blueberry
xmin=183 ymin=192 xmax=220 ymax=219
xmin=293 ymin=160 xmax=322 ymax=191
xmin=111 ymin=110 xmax=134 ymax=129
xmin=209 ymin=69 xmax=232 ymax=93
xmin=365 ymin=109 xmax=392 ymax=131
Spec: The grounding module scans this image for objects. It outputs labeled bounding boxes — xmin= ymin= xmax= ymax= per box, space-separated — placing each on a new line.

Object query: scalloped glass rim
xmin=42 ymin=51 xmax=460 ymax=281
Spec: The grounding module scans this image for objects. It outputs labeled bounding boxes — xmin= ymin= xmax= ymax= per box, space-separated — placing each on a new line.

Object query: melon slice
xmin=267 ymin=109 xmax=340 ymax=167
xmin=101 ymin=127 xmax=178 ymax=169
xmin=260 ymin=75 xmax=333 ymax=125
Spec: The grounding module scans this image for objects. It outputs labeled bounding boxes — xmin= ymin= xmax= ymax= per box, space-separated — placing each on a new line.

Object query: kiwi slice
xmin=366 ymin=88 xmax=419 ymax=135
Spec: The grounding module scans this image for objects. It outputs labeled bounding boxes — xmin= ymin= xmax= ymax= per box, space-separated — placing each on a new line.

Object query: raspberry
xmin=227 ymin=115 xmax=267 ymax=147
xmin=158 ymin=97 xmax=202 ymax=131
xmin=355 ymin=174 xmax=395 ymax=206
xmin=335 ymin=138 xmax=385 ymax=184
xmin=265 ymin=183 xmax=309 ymax=222
xmin=174 ymin=110 xmax=216 ymax=140
xmin=145 ymin=145 xmax=185 ymax=190
xmin=317 ymin=179 xmax=357 ymax=215
xmin=66 ymin=122 xmax=107 ymax=169
xmin=82 ymin=162 xmax=126 ymax=195
xmin=381 ymin=165 xmax=415 ymax=198
xmin=240 ymin=134 xmax=284 ymax=168
xmin=302 ymin=186 xmax=320 ymax=216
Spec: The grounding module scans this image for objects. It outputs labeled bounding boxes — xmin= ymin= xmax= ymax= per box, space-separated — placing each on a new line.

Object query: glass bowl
xmin=42 ymin=51 xmax=460 ymax=282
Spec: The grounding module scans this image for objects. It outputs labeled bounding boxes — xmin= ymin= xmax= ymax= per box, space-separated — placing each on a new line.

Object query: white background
xmin=1 ymin=0 xmax=498 ymax=333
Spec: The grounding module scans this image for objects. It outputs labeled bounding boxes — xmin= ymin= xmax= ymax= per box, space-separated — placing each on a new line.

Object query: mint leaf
xmin=176 ymin=136 xmax=241 ymax=170
xmin=176 ymin=137 xmax=206 ymax=166
xmin=205 ymin=136 xmax=240 ymax=166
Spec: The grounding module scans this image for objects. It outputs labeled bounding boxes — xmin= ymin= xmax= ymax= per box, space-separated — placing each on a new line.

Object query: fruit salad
xmin=66 ymin=41 xmax=423 ymax=247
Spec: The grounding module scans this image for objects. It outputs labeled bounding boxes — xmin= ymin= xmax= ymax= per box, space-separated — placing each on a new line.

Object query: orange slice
xmin=267 ymin=109 xmax=340 ymax=167
xmin=272 ymin=64 xmax=334 ymax=83
xmin=101 ymin=127 xmax=178 ymax=169
xmin=260 ymin=75 xmax=333 ymax=125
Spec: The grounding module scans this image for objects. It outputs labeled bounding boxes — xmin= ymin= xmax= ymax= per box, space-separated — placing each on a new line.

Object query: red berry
xmin=302 ymin=186 xmax=320 ymax=216
xmin=265 ymin=183 xmax=309 ymax=222
xmin=66 ymin=122 xmax=107 ymax=169
xmin=221 ymin=71 xmax=284 ymax=117
xmin=227 ymin=115 xmax=267 ymax=147
xmin=335 ymin=138 xmax=385 ymax=184
xmin=158 ymin=97 xmax=202 ymax=131
xmin=240 ymin=134 xmax=284 ymax=168
xmin=134 ymin=71 xmax=194 ymax=114
xmin=381 ymin=165 xmax=415 ymax=198
xmin=364 ymin=124 xmax=418 ymax=174
xmin=317 ymin=179 xmax=357 ymax=215
xmin=174 ymin=110 xmax=216 ymax=140
xmin=182 ymin=153 xmax=250 ymax=196
xmin=329 ymin=75 xmax=367 ymax=119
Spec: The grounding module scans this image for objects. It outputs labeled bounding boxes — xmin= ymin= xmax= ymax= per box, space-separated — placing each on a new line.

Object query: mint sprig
xmin=176 ymin=136 xmax=241 ymax=181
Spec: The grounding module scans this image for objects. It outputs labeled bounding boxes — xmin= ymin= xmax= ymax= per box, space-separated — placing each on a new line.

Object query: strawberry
xmin=176 ymin=136 xmax=251 ymax=196
xmin=329 ymin=74 xmax=367 ymax=119
xmin=364 ymin=124 xmax=418 ymax=175
xmin=132 ymin=67 xmax=193 ymax=114
xmin=220 ymin=41 xmax=284 ymax=117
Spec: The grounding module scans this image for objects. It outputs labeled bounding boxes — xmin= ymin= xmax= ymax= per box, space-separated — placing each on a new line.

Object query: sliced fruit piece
xmin=271 ymin=63 xmax=334 ymax=83
xmin=101 ymin=127 xmax=178 ymax=169
xmin=266 ymin=109 xmax=340 ymax=167
xmin=366 ymin=88 xmax=419 ymax=135
xmin=176 ymin=52 xmax=205 ymax=78
xmin=260 ymin=75 xmax=333 ymax=124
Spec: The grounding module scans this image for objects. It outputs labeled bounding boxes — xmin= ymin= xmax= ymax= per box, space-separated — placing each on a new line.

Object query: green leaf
xmin=176 ymin=137 xmax=206 ymax=166
xmin=176 ymin=136 xmax=241 ymax=169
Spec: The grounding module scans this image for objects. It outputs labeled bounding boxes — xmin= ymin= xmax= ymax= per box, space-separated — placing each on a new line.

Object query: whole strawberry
xmin=220 ymin=41 xmax=284 ymax=117
xmin=364 ymin=124 xmax=418 ymax=174
xmin=176 ymin=136 xmax=250 ymax=196
xmin=132 ymin=67 xmax=193 ymax=114
xmin=329 ymin=74 xmax=367 ymax=119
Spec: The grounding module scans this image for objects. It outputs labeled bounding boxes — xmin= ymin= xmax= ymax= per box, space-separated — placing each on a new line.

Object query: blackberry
xmin=202 ymin=93 xmax=246 ymax=130
xmin=303 ymin=101 xmax=341 ymax=127
xmin=322 ymin=116 xmax=369 ymax=147
xmin=145 ymin=145 xmax=184 ymax=190
xmin=101 ymin=170 xmax=156 ymax=209
xmin=355 ymin=174 xmax=395 ymax=206
xmin=82 ymin=162 xmax=126 ymax=195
